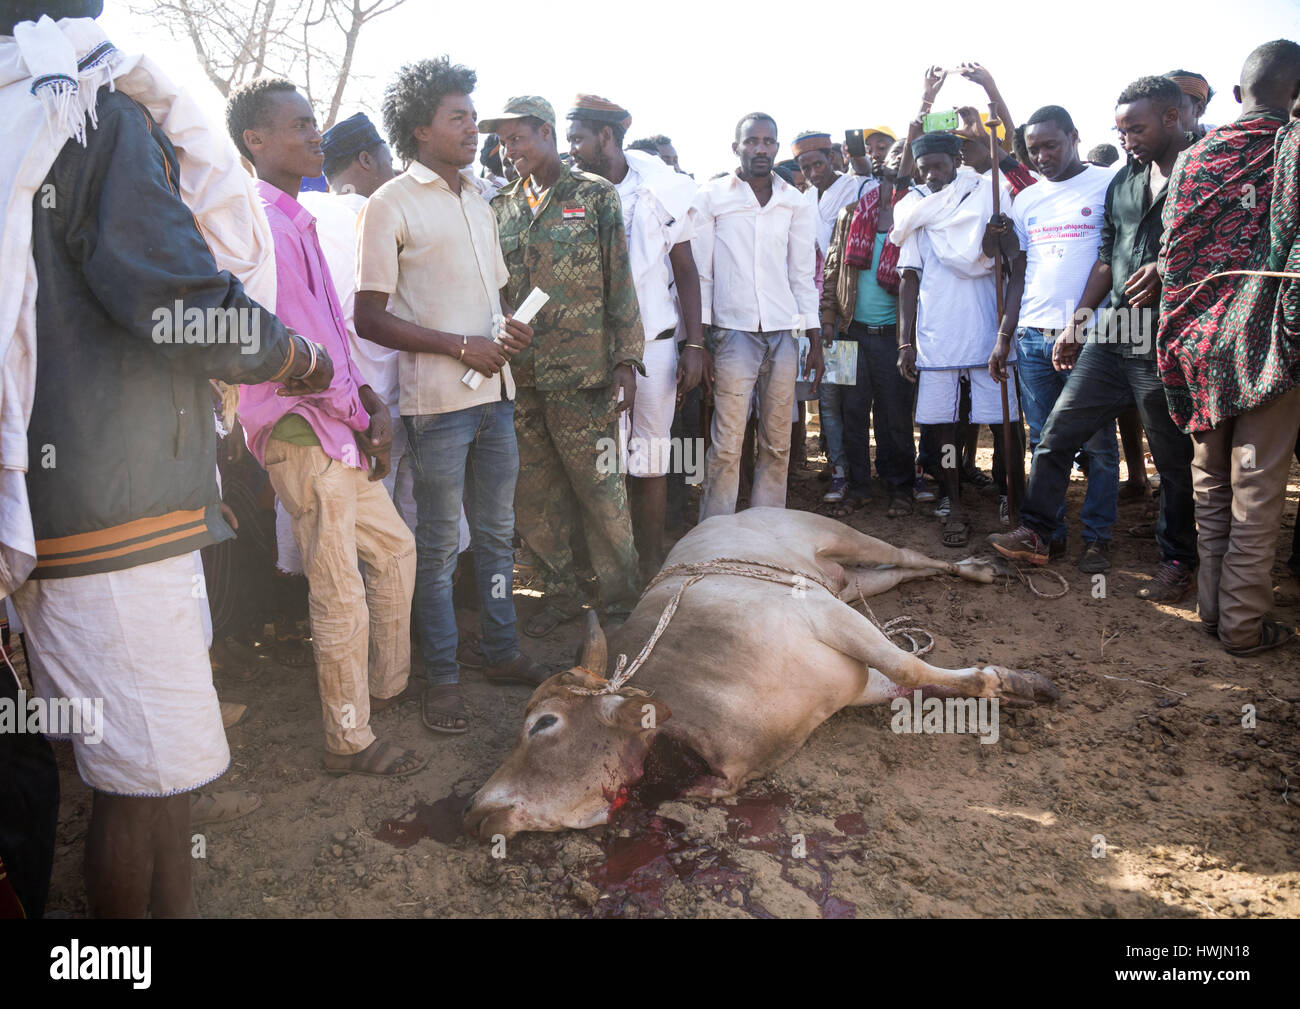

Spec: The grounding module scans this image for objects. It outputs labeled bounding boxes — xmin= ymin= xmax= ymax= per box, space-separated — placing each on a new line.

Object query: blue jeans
xmin=1021 ymin=343 xmax=1196 ymax=565
xmin=818 ymin=381 xmax=845 ymax=473
xmin=1016 ymin=328 xmax=1119 ymax=543
xmin=405 ymin=400 xmax=519 ymax=686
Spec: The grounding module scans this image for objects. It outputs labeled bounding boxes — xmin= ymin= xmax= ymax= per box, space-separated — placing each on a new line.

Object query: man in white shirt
xmin=566 ymin=94 xmax=707 ymax=577
xmin=893 ymin=131 xmax=1018 ymax=548
xmin=794 ymin=130 xmax=875 ymax=503
xmin=354 ymin=59 xmax=548 ymax=736
xmin=692 ymin=112 xmax=821 ymax=520
xmin=988 ymin=105 xmax=1120 ymax=574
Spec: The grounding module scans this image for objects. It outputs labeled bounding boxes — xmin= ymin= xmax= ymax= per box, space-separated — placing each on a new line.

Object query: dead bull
xmin=465 ymin=508 xmax=1057 ymax=840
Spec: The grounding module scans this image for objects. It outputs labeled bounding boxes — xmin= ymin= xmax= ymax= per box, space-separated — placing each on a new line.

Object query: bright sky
xmin=101 ymin=0 xmax=1300 ymax=177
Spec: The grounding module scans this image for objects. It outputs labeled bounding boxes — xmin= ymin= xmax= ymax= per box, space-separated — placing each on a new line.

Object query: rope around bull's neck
xmin=567 ymin=557 xmax=938 ymax=695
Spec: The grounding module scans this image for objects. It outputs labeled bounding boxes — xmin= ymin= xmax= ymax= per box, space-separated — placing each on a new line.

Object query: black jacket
xmin=26 ymin=87 xmax=294 ymax=578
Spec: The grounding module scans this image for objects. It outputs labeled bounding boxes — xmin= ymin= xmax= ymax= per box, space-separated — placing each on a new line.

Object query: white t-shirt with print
xmin=1009 ymin=163 xmax=1115 ymax=330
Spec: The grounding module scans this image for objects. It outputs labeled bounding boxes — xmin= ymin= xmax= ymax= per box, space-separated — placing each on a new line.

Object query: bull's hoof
xmin=995 ymin=668 xmax=1060 ymax=708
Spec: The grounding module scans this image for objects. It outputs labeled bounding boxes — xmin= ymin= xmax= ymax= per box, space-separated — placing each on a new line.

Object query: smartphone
xmin=922 ymin=109 xmax=959 ymax=133
xmin=844 ymin=129 xmax=867 ymax=158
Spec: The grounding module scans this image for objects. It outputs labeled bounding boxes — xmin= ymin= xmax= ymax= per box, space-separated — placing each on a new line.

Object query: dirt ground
xmin=33 ymin=427 xmax=1300 ymax=919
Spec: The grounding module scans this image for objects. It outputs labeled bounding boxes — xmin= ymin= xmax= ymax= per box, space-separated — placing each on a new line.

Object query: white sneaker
xmin=934 ymin=496 xmax=951 ymax=520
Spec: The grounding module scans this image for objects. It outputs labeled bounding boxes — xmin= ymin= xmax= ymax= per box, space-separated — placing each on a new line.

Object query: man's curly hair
xmin=382 ymin=57 xmax=477 ymax=163
xmin=1116 ymin=75 xmax=1183 ymax=113
xmin=226 ymin=77 xmax=299 ymax=162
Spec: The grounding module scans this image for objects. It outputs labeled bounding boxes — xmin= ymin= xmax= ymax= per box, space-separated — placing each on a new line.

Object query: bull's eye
xmin=529 ymin=714 xmax=558 ymax=736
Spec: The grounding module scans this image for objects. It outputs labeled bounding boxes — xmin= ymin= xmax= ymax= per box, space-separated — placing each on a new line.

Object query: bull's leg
xmin=812 ymin=597 xmax=1058 ymax=706
xmin=838 ymin=565 xmax=937 ymax=600
xmin=810 ymin=518 xmax=995 ymax=585
xmin=848 ymin=668 xmax=969 ymax=706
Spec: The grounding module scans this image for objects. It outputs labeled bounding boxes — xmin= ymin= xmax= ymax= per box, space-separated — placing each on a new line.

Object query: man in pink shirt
xmin=227 ymin=78 xmax=423 ymax=778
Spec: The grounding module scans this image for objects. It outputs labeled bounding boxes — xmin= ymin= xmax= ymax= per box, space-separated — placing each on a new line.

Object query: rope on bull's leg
xmin=853 ymin=588 xmax=935 ymax=657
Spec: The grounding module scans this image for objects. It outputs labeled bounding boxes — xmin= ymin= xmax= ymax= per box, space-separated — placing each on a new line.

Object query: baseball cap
xmin=479 ymin=96 xmax=555 ymax=134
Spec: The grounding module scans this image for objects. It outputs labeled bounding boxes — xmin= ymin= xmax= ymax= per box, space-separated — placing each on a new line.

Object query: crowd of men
xmin=0 ymin=0 xmax=1298 ymax=919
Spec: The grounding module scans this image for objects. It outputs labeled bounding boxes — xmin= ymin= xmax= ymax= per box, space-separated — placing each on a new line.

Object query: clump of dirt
xmin=32 ymin=433 xmax=1300 ymax=918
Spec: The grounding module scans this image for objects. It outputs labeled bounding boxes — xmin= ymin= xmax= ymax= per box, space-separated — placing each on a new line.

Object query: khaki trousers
xmin=700 ymin=329 xmax=797 ymax=521
xmin=1191 ymin=385 xmax=1300 ymax=649
xmin=265 ymin=440 xmax=416 ymax=754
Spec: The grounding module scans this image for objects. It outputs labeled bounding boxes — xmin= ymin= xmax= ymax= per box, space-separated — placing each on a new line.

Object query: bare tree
xmin=137 ymin=0 xmax=408 ymax=128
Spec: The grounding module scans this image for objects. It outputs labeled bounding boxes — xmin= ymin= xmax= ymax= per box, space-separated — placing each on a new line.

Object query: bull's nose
xmin=463 ymin=800 xmax=517 ymax=842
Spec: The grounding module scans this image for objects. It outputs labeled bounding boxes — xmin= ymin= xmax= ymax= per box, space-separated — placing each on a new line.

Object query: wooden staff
xmin=987 ymin=104 xmax=1022 ymax=527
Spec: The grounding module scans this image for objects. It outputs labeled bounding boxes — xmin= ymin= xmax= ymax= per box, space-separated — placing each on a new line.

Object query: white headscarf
xmin=889 ymin=166 xmax=996 ymax=280
xmin=0 ymin=15 xmax=277 ymax=596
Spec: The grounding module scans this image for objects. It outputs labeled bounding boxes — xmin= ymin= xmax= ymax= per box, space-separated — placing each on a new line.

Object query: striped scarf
xmin=844 ymin=182 xmax=901 ymax=295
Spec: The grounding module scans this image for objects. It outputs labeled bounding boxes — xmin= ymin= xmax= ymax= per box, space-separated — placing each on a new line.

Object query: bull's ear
xmin=576 ymin=610 xmax=608 ymax=677
xmin=598 ymin=694 xmax=672 ymax=732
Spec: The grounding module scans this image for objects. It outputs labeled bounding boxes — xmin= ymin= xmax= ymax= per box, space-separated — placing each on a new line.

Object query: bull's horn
xmin=578 ymin=609 xmax=607 ymax=677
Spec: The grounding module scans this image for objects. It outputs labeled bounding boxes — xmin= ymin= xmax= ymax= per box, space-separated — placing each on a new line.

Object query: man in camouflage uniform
xmin=481 ymin=97 xmax=644 ymax=637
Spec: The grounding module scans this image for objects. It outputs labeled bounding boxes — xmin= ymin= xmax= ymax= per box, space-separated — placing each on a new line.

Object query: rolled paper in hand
xmin=462 ymin=287 xmax=551 ymax=389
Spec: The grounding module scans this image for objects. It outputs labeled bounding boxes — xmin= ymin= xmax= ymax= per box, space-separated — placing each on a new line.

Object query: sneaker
xmin=823 ymin=475 xmax=847 ymax=503
xmin=914 ymin=472 xmax=936 ymax=503
xmin=934 ymin=496 xmax=951 ymax=519
xmin=988 ymin=525 xmax=1050 ymax=565
xmin=1078 ymin=539 xmax=1111 ymax=574
xmin=998 ymin=495 xmax=1009 ymax=526
xmin=1136 ymin=559 xmax=1194 ymax=602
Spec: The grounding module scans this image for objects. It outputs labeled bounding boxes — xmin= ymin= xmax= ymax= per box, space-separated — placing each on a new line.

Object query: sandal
xmin=523 ymin=602 xmax=581 ymax=638
xmin=886 ymin=494 xmax=913 ymax=518
xmin=370 ymin=682 xmax=416 ymax=712
xmin=942 ymin=517 xmax=971 ymax=548
xmin=825 ymin=497 xmax=862 ymax=519
xmin=219 ymin=701 xmax=248 ymax=729
xmin=1119 ymin=480 xmax=1150 ymax=501
xmin=1224 ymin=619 xmax=1296 ymax=657
xmin=190 ymin=789 xmax=262 ymax=826
xmin=422 ymin=684 xmax=469 ymax=735
xmin=324 ymin=738 xmax=428 ymax=777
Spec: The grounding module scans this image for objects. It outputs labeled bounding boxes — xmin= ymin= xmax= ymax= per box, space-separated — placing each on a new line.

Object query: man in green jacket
xmin=483 ymin=97 xmax=644 ymax=637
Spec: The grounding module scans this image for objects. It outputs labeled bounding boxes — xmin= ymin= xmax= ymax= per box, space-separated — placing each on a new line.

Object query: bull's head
xmin=463 ymin=612 xmax=671 ymax=840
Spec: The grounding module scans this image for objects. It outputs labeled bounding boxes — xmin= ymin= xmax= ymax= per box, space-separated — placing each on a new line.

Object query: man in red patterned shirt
xmin=1158 ymin=39 xmax=1300 ymax=657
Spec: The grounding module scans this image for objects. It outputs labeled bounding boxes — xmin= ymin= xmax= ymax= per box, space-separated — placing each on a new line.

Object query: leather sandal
xmin=323 ymin=739 xmax=428 ymax=776
xmin=422 ymin=684 xmax=469 ymax=735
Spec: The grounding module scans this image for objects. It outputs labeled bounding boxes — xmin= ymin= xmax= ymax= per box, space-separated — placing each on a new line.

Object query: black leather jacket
xmin=26 ymin=87 xmax=294 ymax=578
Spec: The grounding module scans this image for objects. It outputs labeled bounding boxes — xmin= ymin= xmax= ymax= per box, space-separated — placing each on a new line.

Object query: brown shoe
xmin=219 ymin=701 xmax=247 ymax=729
xmin=1224 ymin=619 xmax=1296 ymax=657
xmin=1136 ymin=559 xmax=1194 ymax=602
xmin=483 ymin=652 xmax=553 ymax=688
